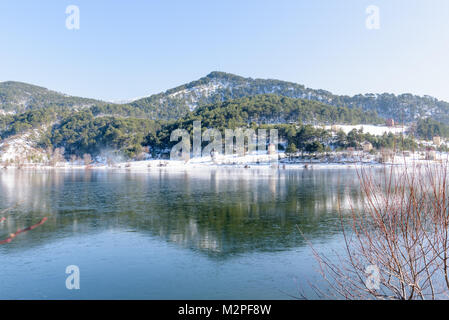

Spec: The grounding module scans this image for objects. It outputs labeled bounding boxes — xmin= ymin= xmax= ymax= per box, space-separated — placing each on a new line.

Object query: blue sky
xmin=1 ymin=0 xmax=449 ymax=102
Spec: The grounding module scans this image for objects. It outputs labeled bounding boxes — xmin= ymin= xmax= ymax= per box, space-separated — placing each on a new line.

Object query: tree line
xmin=0 ymin=94 xmax=439 ymax=161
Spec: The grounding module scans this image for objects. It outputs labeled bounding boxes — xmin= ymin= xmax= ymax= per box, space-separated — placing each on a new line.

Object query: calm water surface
xmin=0 ymin=168 xmax=365 ymax=299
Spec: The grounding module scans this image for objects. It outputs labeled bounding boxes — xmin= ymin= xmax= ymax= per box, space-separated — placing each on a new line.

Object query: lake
xmin=0 ymin=168 xmax=365 ymax=299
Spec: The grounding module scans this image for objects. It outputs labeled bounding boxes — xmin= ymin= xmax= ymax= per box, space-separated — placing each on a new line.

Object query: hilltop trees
xmin=0 ymin=92 xmax=425 ymax=161
xmin=191 ymin=94 xmax=383 ymax=127
xmin=128 ymin=72 xmax=449 ymax=124
xmin=142 ymin=95 xmax=383 ymax=154
xmin=44 ymin=110 xmax=160 ymax=158
xmin=0 ymin=81 xmax=104 ymax=113
xmin=286 ymin=143 xmax=298 ymax=155
xmin=329 ymin=128 xmax=417 ymax=152
xmin=415 ymin=118 xmax=449 ymax=140
xmin=0 ymin=107 xmax=64 ymax=139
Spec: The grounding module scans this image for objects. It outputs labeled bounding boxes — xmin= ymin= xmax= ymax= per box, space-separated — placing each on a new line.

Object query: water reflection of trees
xmin=0 ymin=168 xmax=366 ymax=258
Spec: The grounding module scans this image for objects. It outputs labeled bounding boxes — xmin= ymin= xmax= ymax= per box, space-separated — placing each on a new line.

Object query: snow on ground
xmin=4 ymin=149 xmax=449 ymax=172
xmin=0 ymin=130 xmax=44 ymax=162
xmin=0 ymin=110 xmax=15 ymax=116
xmin=321 ymin=124 xmax=408 ymax=136
xmin=104 ymin=151 xmax=449 ymax=172
xmin=92 ymin=152 xmax=283 ymax=171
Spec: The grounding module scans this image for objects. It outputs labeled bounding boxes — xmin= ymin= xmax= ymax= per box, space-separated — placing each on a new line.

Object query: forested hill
xmin=2 ymin=73 xmax=449 ymax=161
xmin=0 ymin=81 xmax=105 ymax=114
xmin=189 ymin=94 xmax=383 ymax=128
xmin=144 ymin=94 xmax=384 ymax=152
xmin=0 ymin=94 xmax=383 ymax=159
xmin=130 ymin=72 xmax=449 ymax=124
xmin=2 ymin=73 xmax=449 ymax=125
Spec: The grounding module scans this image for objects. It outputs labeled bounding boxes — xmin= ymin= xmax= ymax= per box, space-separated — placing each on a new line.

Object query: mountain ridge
xmin=129 ymin=71 xmax=449 ymax=123
xmin=1 ymin=72 xmax=449 ymax=124
xmin=0 ymin=81 xmax=105 ymax=114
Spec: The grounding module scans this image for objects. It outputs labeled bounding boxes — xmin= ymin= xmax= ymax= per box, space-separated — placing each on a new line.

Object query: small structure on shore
xmin=385 ymin=118 xmax=395 ymax=127
xmin=386 ymin=118 xmax=395 ymax=127
xmin=362 ymin=141 xmax=373 ymax=152
xmin=433 ymin=136 xmax=441 ymax=147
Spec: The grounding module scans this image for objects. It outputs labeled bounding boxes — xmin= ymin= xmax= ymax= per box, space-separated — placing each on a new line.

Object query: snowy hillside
xmin=130 ymin=72 xmax=449 ymax=123
xmin=0 ymin=81 xmax=104 ymax=113
xmin=0 ymin=129 xmax=46 ymax=163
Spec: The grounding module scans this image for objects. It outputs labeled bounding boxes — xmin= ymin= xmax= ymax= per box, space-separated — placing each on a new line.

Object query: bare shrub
xmin=309 ymin=162 xmax=449 ymax=300
xmin=47 ymin=147 xmax=65 ymax=167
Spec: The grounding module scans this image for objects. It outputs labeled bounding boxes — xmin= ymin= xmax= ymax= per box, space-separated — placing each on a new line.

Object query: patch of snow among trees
xmin=321 ymin=125 xmax=408 ymax=136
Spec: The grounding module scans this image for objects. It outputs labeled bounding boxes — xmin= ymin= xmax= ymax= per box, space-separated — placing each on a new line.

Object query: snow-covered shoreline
xmin=2 ymin=151 xmax=448 ymax=173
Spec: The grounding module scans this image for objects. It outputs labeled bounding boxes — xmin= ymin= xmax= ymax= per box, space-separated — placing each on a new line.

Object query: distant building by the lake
xmin=433 ymin=136 xmax=441 ymax=147
xmin=362 ymin=141 xmax=373 ymax=152
xmin=386 ymin=118 xmax=395 ymax=127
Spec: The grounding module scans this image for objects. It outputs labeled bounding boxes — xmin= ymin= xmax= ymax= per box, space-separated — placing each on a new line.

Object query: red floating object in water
xmin=0 ymin=217 xmax=48 ymax=245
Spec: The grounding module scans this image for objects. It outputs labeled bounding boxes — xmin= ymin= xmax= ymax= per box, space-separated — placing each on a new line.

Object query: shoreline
xmin=3 ymin=150 xmax=449 ymax=172
xmin=0 ymin=158 xmax=444 ymax=173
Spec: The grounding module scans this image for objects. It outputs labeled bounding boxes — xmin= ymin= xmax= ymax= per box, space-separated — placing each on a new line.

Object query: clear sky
xmin=1 ymin=0 xmax=449 ymax=102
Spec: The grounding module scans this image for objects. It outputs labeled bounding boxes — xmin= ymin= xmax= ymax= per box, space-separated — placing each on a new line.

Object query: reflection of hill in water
xmin=0 ymin=169 xmax=365 ymax=258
